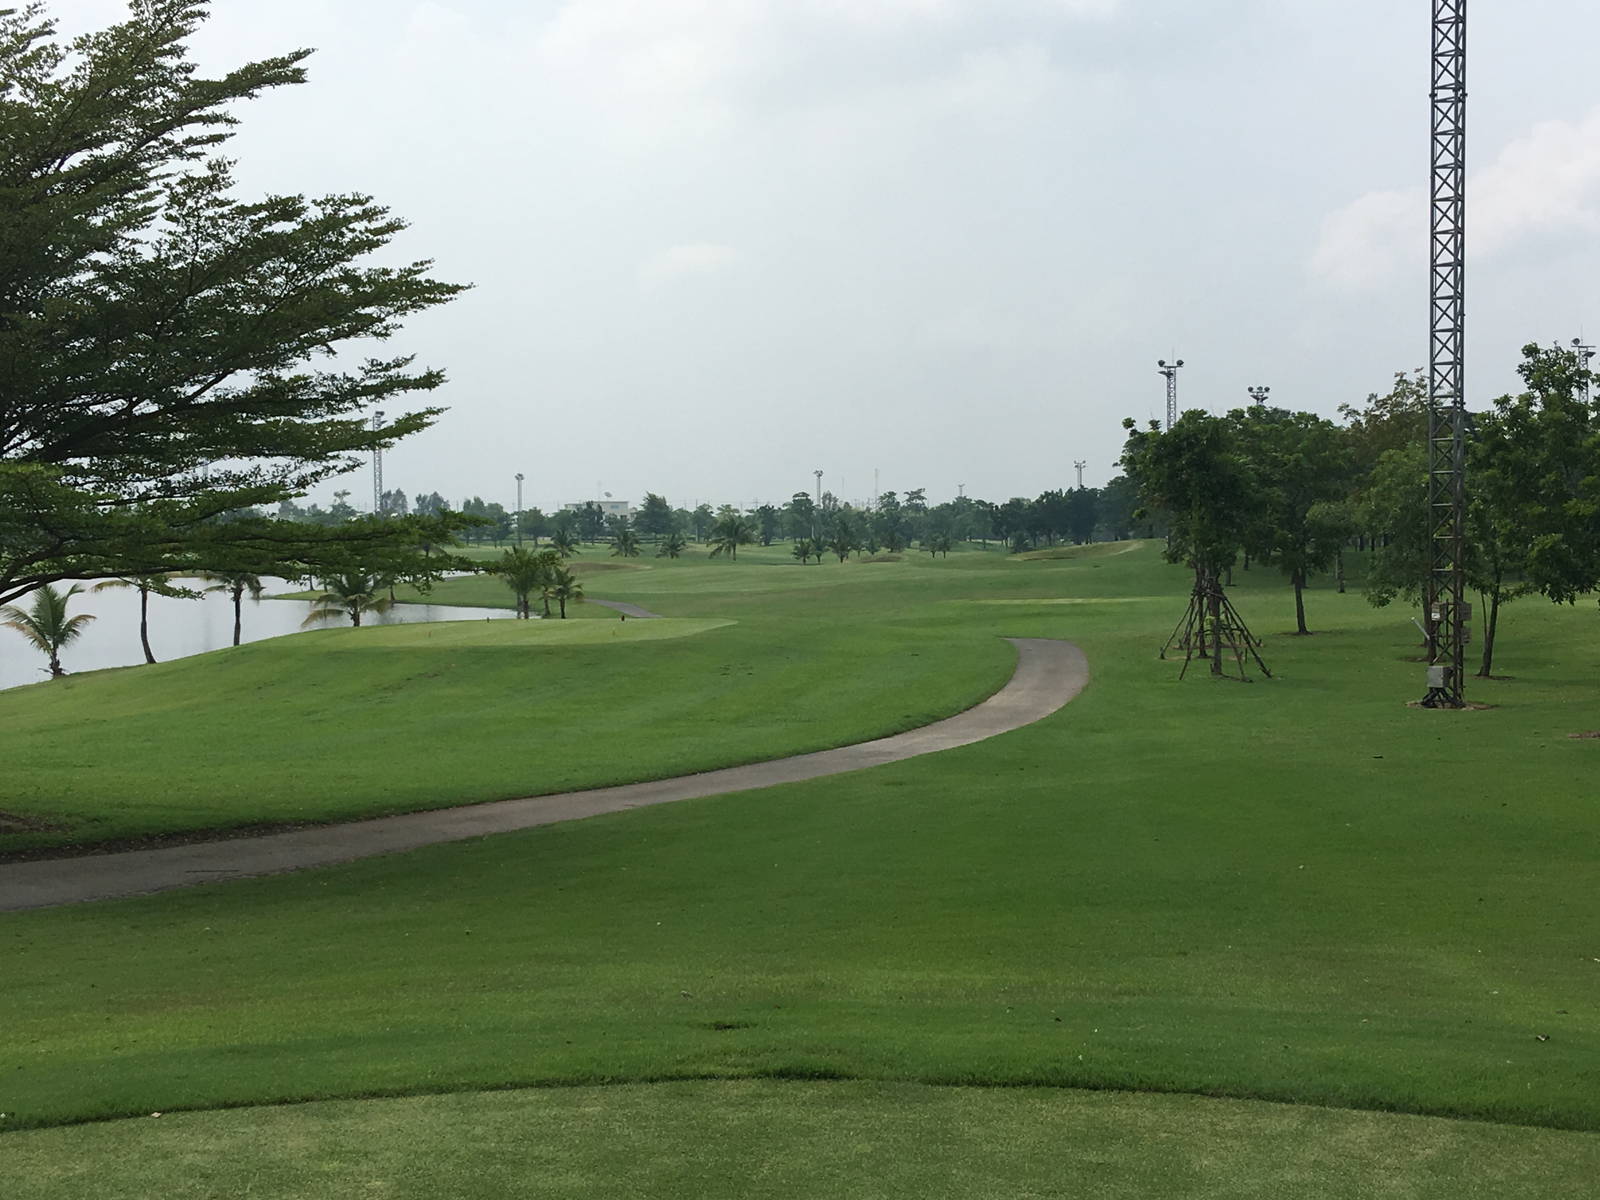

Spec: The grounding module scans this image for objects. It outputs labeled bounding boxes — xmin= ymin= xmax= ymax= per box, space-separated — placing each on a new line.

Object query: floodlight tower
xmin=371 ymin=410 xmax=385 ymax=515
xmin=1247 ymin=385 xmax=1271 ymax=407
xmin=1157 ymin=359 xmax=1184 ymax=430
xmin=1572 ymin=338 xmax=1594 ymax=402
xmin=1421 ymin=0 xmax=1468 ymax=709
xmin=1073 ymin=460 xmax=1087 ymax=489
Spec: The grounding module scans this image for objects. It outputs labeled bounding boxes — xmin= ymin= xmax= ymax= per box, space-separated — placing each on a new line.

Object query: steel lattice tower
xmin=1422 ymin=0 xmax=1468 ymax=708
xmin=1157 ymin=358 xmax=1184 ymax=430
xmin=371 ymin=411 xmax=385 ymax=515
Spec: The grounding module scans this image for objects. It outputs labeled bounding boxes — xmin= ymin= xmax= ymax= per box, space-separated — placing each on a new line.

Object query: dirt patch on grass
xmin=1568 ymin=731 xmax=1600 ymax=740
xmin=0 ymin=810 xmax=68 ymax=834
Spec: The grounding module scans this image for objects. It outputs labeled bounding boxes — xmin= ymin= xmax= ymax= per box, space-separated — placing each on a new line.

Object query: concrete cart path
xmin=0 ymin=638 xmax=1088 ymax=912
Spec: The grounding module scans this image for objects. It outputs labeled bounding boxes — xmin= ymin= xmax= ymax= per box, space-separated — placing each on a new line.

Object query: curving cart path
xmin=0 ymin=638 xmax=1088 ymax=912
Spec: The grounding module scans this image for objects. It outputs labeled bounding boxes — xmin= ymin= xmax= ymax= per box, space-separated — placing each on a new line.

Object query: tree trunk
xmin=352 ymin=610 xmax=362 ymax=627
xmin=1293 ymin=569 xmax=1308 ymax=635
xmin=558 ymin=596 xmax=567 ymax=619
xmin=232 ymin=584 xmax=244 ymax=645
xmin=139 ymin=586 xmax=156 ymax=663
xmin=1478 ymin=585 xmax=1502 ymax=678
xmin=1208 ymin=581 xmax=1224 ymax=676
xmin=1335 ymin=552 xmax=1346 ymax=595
xmin=49 ymin=653 xmax=64 ymax=678
xmin=1194 ymin=567 xmax=1210 ymax=659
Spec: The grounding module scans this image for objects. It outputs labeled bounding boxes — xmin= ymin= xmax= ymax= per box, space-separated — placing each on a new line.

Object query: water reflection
xmin=0 ymin=577 xmax=513 ymax=692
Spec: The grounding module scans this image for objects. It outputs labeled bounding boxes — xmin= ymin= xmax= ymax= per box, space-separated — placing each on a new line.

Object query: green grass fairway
xmin=0 ymin=553 xmax=1021 ymax=852
xmin=4 ymin=541 xmax=1599 ymax=1191
xmin=7 ymin=1081 xmax=1598 ymax=1200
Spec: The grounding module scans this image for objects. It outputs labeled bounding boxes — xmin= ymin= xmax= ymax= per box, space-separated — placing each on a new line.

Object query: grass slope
xmin=3 ymin=542 xmax=1599 ymax=1188
xmin=0 ymin=552 xmax=1019 ymax=852
xmin=8 ymin=1081 xmax=1599 ymax=1200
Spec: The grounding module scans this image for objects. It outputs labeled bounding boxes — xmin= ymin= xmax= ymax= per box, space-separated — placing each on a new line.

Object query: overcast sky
xmin=51 ymin=1 xmax=1600 ymax=512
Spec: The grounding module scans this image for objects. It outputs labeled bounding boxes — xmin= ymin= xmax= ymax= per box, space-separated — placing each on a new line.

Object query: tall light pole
xmin=1247 ymin=385 xmax=1271 ymax=407
xmin=515 ymin=472 xmax=525 ymax=546
xmin=1073 ymin=461 xmax=1086 ymax=489
xmin=1157 ymin=359 xmax=1184 ymax=430
xmin=812 ymin=470 xmax=823 ymax=541
xmin=371 ymin=410 xmax=385 ymax=515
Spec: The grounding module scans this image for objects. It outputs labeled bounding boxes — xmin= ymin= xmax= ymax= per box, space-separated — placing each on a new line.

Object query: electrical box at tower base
xmin=1427 ymin=665 xmax=1449 ymax=689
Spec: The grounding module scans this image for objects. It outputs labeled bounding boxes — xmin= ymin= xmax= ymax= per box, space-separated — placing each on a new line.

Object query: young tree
xmin=549 ymin=566 xmax=583 ymax=618
xmin=200 ymin=571 xmax=266 ymax=646
xmin=1 ymin=582 xmax=95 ymax=678
xmin=492 ymin=546 xmax=548 ymax=618
xmin=550 ymin=529 xmax=579 ymax=559
xmin=708 ymin=514 xmax=755 ymax=560
xmin=827 ymin=518 xmax=857 ymax=563
xmin=302 ymin=573 xmax=393 ymax=628
xmin=611 ymin=526 xmax=641 ymax=557
xmin=1121 ymin=413 xmax=1254 ymax=672
xmin=656 ymin=531 xmax=687 ymax=559
xmin=90 ymin=573 xmax=197 ymax=664
xmin=0 ymin=3 xmax=471 ymax=606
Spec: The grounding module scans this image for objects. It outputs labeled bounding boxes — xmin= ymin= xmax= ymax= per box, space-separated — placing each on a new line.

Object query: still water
xmin=0 ymin=578 xmax=514 ymax=692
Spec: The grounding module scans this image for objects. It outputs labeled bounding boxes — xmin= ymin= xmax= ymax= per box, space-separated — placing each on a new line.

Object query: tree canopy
xmin=0 ymin=1 xmax=472 ymax=605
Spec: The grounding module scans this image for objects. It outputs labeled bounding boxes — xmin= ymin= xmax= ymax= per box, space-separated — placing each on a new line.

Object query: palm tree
xmin=551 ymin=529 xmax=580 ymax=559
xmin=827 ymin=529 xmax=857 ymax=563
xmin=302 ymin=572 xmax=393 ymax=627
xmin=549 ymin=566 xmax=584 ymax=619
xmin=199 ymin=571 xmax=265 ymax=645
xmin=492 ymin=546 xmax=547 ymax=618
xmin=91 ymin=573 xmax=195 ymax=663
xmin=791 ymin=538 xmax=815 ymax=565
xmin=1 ymin=583 xmax=96 ymax=678
xmin=657 ymin=531 xmax=687 ymax=559
xmin=708 ymin=514 xmax=755 ymax=560
xmin=612 ymin=528 xmax=641 ymax=558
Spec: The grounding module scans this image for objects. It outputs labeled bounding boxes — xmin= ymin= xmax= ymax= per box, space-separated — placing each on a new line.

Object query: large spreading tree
xmin=0 ymin=1 xmax=473 ymax=606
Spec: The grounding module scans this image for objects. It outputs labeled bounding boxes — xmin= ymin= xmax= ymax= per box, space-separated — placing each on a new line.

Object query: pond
xmin=0 ymin=578 xmax=515 ymax=692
